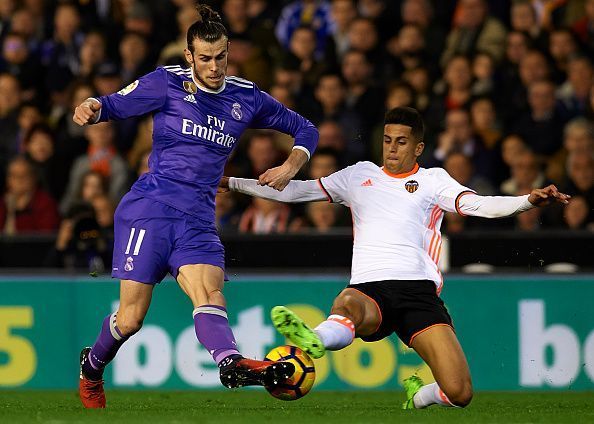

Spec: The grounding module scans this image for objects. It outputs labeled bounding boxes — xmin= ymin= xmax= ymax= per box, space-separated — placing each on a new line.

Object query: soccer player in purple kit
xmin=73 ymin=4 xmax=318 ymax=408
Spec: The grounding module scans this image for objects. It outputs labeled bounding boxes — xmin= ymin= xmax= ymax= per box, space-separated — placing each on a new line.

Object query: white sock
xmin=413 ymin=382 xmax=455 ymax=408
xmin=313 ymin=314 xmax=355 ymax=350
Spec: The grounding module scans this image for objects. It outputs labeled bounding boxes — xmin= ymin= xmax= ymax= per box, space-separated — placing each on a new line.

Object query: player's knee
xmin=333 ymin=293 xmax=361 ymax=315
xmin=445 ymin=381 xmax=473 ymax=407
xmin=117 ymin=313 xmax=144 ymax=336
xmin=207 ymin=288 xmax=224 ymax=306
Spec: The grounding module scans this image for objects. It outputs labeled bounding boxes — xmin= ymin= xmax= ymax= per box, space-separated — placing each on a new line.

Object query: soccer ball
xmin=264 ymin=345 xmax=316 ymax=401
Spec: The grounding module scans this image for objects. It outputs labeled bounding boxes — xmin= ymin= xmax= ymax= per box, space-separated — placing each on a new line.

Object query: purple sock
xmin=82 ymin=313 xmax=128 ymax=380
xmin=193 ymin=305 xmax=240 ymax=366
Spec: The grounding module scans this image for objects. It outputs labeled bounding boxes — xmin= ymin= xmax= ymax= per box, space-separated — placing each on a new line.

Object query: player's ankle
xmin=218 ymin=354 xmax=243 ymax=368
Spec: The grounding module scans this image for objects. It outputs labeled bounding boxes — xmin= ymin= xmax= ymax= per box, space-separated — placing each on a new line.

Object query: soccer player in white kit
xmin=219 ymin=107 xmax=570 ymax=409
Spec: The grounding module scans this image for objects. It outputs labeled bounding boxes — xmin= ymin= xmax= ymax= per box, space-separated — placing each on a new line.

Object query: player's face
xmin=382 ymin=124 xmax=424 ymax=174
xmin=185 ymin=37 xmax=228 ymax=90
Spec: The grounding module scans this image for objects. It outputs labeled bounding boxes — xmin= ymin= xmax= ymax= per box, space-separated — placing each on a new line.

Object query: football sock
xmin=413 ymin=382 xmax=456 ymax=408
xmin=314 ymin=314 xmax=355 ymax=350
xmin=193 ymin=305 xmax=240 ymax=365
xmin=83 ymin=313 xmax=129 ymax=381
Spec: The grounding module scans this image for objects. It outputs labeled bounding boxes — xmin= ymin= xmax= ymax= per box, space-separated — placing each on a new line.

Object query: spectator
xmin=400 ymin=0 xmax=445 ymax=60
xmin=402 ymin=66 xmax=432 ymax=113
xmin=504 ymin=49 xmax=550 ymax=123
xmin=238 ymin=197 xmax=296 ymax=234
xmin=325 ymin=0 xmax=357 ymax=63
xmin=0 ymin=0 xmax=16 ymax=40
xmin=287 ymin=25 xmax=325 ymax=86
xmin=54 ymin=81 xmax=94 ymax=174
xmin=513 ymin=79 xmax=565 ymax=156
xmin=500 ymin=150 xmax=547 ymax=196
xmin=308 ymin=147 xmax=340 ymax=179
xmin=444 ymin=151 xmax=495 ymax=195
xmin=275 ymin=0 xmax=332 ymax=58
xmin=470 ymin=96 xmax=501 ymax=150
xmin=215 ymin=192 xmax=241 ymax=232
xmin=563 ymin=118 xmax=594 ymax=156
xmin=49 ymin=201 xmax=110 ymax=272
xmin=547 ymin=28 xmax=580 ymax=83
xmin=42 ymin=3 xmax=84 ymax=99
xmin=500 ymin=134 xmax=529 ymax=174
xmin=426 ymin=55 xmax=473 ymax=140
xmin=300 ymin=201 xmax=342 ymax=232
xmin=428 ymin=108 xmax=498 ymax=183
xmin=346 ymin=17 xmax=384 ymax=75
xmin=471 ymin=52 xmax=496 ymax=97
xmin=10 ymin=7 xmax=42 ymax=53
xmin=572 ymin=0 xmax=594 ymax=57
xmin=0 ymin=155 xmax=59 ymax=234
xmin=441 ymin=0 xmax=507 ymax=67
xmin=22 ymin=123 xmax=65 ymax=200
xmin=0 ymin=73 xmax=22 ymax=185
xmin=510 ymin=0 xmax=546 ymax=49
xmin=0 ymin=32 xmax=40 ymax=101
xmin=386 ymin=24 xmax=430 ymax=78
xmin=563 ymin=152 xmax=594 ymax=225
xmin=557 ymin=56 xmax=594 ymax=121
xmin=563 ymin=196 xmax=593 ymax=230
xmin=77 ymin=31 xmax=107 ymax=80
xmin=16 ymin=102 xmax=43 ymax=149
xmin=61 ymin=122 xmax=130 ymax=214
xmin=119 ymin=32 xmax=151 ymax=85
xmin=159 ymin=5 xmax=199 ymax=65
xmin=340 ymin=49 xmax=384 ymax=148
xmin=308 ymin=72 xmax=362 ymax=146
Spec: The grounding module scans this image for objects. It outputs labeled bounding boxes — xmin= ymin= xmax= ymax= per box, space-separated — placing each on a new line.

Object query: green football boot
xmin=402 ymin=375 xmax=425 ymax=409
xmin=270 ymin=306 xmax=326 ymax=359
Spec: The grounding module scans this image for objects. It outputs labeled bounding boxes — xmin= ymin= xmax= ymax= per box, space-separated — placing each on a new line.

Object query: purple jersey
xmin=95 ymin=65 xmax=318 ymax=223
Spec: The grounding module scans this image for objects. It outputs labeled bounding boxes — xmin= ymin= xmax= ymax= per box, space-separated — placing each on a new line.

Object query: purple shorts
xmin=111 ymin=191 xmax=225 ymax=284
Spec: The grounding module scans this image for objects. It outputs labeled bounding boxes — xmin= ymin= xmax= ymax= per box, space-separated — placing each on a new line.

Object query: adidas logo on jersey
xmin=361 ymin=179 xmax=373 ymax=186
xmin=183 ymin=94 xmax=197 ymax=104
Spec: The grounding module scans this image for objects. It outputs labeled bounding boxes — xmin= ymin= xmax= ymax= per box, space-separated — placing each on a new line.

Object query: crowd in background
xmin=0 ymin=0 xmax=593 ymax=269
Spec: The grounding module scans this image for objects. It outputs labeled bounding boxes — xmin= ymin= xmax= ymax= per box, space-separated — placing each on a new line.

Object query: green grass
xmin=1 ymin=391 xmax=593 ymax=423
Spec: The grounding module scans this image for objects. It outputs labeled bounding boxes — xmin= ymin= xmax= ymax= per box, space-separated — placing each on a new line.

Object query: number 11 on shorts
xmin=125 ymin=227 xmax=146 ymax=256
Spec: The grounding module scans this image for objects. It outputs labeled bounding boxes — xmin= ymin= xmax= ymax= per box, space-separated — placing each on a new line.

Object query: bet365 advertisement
xmin=1 ymin=276 xmax=593 ymax=390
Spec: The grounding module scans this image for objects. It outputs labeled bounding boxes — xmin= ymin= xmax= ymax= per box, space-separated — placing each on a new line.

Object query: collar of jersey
xmin=381 ymin=163 xmax=419 ymax=179
xmin=190 ymin=70 xmax=226 ymax=94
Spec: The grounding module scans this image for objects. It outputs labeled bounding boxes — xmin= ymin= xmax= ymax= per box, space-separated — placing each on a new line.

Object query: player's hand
xmin=73 ymin=98 xmax=102 ymax=126
xmin=528 ymin=184 xmax=571 ymax=207
xmin=218 ymin=176 xmax=230 ymax=193
xmin=258 ymin=162 xmax=297 ymax=191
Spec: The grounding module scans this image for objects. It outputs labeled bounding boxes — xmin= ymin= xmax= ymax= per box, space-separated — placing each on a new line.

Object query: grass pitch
xmin=1 ymin=391 xmax=593 ymax=423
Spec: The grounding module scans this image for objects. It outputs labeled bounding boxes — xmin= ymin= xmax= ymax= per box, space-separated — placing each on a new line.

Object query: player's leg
xmin=271 ymin=287 xmax=382 ymax=358
xmin=79 ymin=192 xmax=170 ymax=408
xmin=407 ymin=325 xmax=473 ymax=408
xmin=177 ymin=264 xmax=295 ymax=388
xmin=79 ymin=279 xmax=153 ymax=408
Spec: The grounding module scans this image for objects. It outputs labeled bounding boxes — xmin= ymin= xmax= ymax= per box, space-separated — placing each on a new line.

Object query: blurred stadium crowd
xmin=0 ymin=0 xmax=593 ymax=268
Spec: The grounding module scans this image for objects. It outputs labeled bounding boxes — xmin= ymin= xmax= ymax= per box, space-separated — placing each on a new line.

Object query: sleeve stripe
xmin=292 ymin=145 xmax=311 ymax=160
xmin=455 ymin=190 xmax=476 ymax=216
xmin=317 ymin=179 xmax=333 ymax=203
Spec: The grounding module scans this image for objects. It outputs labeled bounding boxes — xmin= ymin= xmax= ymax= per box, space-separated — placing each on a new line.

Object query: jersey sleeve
xmin=251 ymin=87 xmax=318 ymax=159
xmin=95 ymin=68 xmax=168 ymax=122
xmin=433 ymin=168 xmax=475 ymax=214
xmin=318 ymin=164 xmax=357 ymax=206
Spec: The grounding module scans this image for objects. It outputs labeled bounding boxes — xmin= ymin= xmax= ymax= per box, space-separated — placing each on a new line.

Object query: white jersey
xmin=319 ymin=161 xmax=473 ymax=292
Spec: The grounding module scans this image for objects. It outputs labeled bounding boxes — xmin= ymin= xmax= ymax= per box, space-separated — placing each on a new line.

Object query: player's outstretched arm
xmin=457 ymin=185 xmax=570 ymax=218
xmin=73 ymin=98 xmax=102 ymax=126
xmin=222 ymin=176 xmax=326 ymax=203
xmin=257 ymin=149 xmax=309 ymax=191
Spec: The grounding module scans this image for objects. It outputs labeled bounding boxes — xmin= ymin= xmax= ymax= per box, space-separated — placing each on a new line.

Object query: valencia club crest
xmin=405 ymin=180 xmax=419 ymax=193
